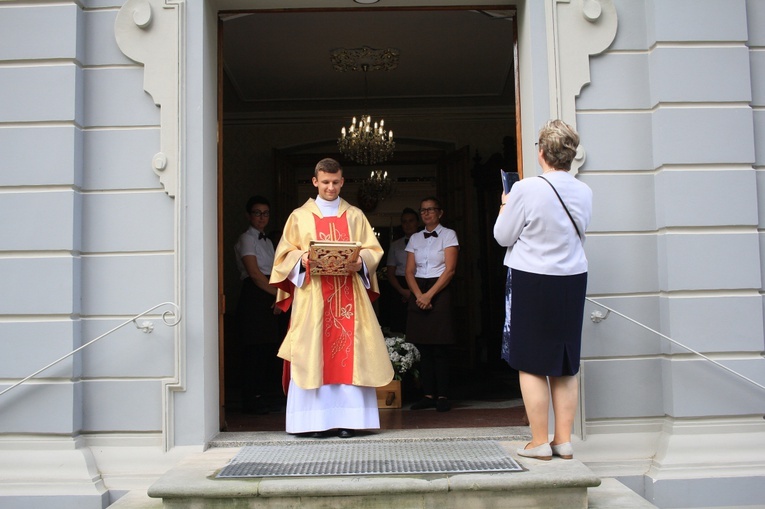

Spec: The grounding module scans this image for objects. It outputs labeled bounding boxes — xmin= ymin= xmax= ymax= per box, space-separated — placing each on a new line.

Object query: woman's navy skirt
xmin=501 ymin=268 xmax=587 ymax=376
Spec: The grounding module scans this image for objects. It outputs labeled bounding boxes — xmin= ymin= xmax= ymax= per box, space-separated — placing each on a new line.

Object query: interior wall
xmin=222 ymin=118 xmax=515 ymax=314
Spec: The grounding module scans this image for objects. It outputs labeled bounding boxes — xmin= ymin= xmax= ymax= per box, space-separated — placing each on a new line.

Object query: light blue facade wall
xmin=0 ymin=1 xmax=174 ymax=436
xmin=0 ymin=1 xmax=763 ymax=507
xmin=579 ymin=0 xmax=764 ymax=424
xmin=752 ymin=0 xmax=765 ymax=362
xmin=0 ymin=0 xmax=759 ymax=432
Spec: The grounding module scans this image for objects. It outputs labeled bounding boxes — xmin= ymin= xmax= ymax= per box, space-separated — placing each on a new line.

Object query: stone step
xmin=111 ymin=479 xmax=659 ymax=509
xmin=147 ymin=446 xmax=598 ymax=508
xmin=108 ymin=428 xmax=659 ymax=509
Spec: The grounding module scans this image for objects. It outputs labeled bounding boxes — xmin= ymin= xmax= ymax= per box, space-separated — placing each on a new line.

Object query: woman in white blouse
xmin=405 ymin=197 xmax=459 ymax=412
xmin=494 ymin=120 xmax=593 ymax=460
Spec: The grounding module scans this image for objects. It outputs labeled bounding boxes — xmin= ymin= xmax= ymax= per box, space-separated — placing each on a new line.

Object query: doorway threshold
xmin=208 ymin=426 xmax=531 ymax=449
xmin=221 ymin=397 xmax=527 ymax=434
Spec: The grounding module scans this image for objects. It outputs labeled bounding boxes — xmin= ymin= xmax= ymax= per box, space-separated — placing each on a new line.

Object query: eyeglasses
xmin=249 ymin=210 xmax=270 ymax=217
xmin=419 ymin=207 xmax=441 ymax=215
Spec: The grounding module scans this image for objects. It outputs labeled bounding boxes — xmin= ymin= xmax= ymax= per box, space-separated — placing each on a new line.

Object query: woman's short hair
xmin=315 ymin=157 xmax=342 ymax=177
xmin=538 ymin=120 xmax=580 ymax=171
xmin=420 ymin=196 xmax=442 ymax=208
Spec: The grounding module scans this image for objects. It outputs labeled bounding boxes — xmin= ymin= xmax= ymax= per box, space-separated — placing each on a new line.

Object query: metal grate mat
xmin=217 ymin=439 xmax=523 ymax=478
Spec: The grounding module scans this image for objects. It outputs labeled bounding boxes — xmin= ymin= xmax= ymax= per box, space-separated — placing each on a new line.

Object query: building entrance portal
xmin=217 ymin=6 xmax=523 ymax=432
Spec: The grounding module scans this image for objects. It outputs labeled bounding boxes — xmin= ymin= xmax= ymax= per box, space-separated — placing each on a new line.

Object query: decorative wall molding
xmin=115 ymin=0 xmax=185 ymax=197
xmin=549 ymin=0 xmax=617 ymax=174
xmin=114 ymin=0 xmax=186 ymax=451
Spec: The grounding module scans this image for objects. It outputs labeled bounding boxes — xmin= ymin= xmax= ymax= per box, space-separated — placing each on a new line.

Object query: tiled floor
xmin=224 ymin=399 xmax=527 ymax=432
xmin=223 ymin=366 xmax=526 ymax=432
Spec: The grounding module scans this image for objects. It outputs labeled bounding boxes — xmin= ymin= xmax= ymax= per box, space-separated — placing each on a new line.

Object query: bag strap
xmin=538 ymin=175 xmax=582 ymax=241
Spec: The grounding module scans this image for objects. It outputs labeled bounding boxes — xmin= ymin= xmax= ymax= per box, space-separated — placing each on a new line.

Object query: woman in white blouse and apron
xmin=405 ymin=196 xmax=459 ymax=413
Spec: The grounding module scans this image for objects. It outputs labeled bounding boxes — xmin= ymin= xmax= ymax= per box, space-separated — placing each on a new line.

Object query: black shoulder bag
xmin=538 ymin=175 xmax=582 ymax=241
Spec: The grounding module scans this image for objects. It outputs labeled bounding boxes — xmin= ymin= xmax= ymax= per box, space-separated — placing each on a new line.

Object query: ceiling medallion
xmin=330 ymin=46 xmax=400 ymax=73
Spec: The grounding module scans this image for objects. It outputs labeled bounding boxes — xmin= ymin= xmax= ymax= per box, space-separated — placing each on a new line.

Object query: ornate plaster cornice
xmin=549 ymin=0 xmax=617 ymax=174
xmin=115 ymin=0 xmax=185 ymax=197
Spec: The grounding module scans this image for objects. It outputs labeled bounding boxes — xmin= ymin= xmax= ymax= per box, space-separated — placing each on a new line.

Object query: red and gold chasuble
xmin=272 ymin=198 xmax=393 ymax=391
xmin=314 ymin=215 xmax=355 ymax=385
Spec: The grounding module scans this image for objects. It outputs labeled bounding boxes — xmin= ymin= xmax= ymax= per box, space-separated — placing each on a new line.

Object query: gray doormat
xmin=217 ymin=439 xmax=523 ymax=478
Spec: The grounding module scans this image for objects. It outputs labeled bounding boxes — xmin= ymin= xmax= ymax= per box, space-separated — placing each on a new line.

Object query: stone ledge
xmin=109 ymin=478 xmax=661 ymax=509
xmin=148 ymin=441 xmax=600 ymax=508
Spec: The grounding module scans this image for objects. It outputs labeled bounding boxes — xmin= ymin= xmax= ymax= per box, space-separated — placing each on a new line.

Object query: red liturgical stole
xmin=314 ymin=214 xmax=355 ymax=384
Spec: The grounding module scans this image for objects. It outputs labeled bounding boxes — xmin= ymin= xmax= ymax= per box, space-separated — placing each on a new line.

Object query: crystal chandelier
xmin=337 ymin=62 xmax=396 ymax=165
xmin=357 ymin=170 xmax=393 ymax=212
xmin=338 ymin=114 xmax=395 ymax=166
xmin=360 ymin=170 xmax=393 ymax=200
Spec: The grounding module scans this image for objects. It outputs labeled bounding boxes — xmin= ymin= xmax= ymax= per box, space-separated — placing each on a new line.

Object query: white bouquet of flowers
xmin=385 ymin=334 xmax=421 ymax=381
